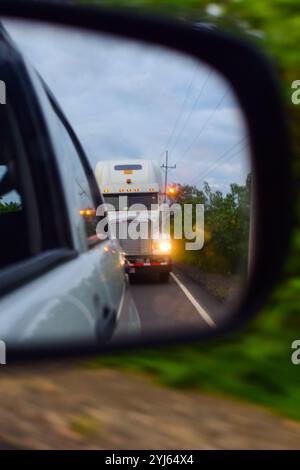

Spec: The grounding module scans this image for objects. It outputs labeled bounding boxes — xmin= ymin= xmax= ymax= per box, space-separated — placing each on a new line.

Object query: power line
xmin=191 ymin=142 xmax=249 ymax=188
xmin=188 ymin=138 xmax=246 ymax=187
xmin=164 ymin=63 xmax=199 ymax=151
xmin=76 ymin=177 xmax=91 ymax=201
xmin=173 ymin=87 xmax=230 ymax=166
xmin=169 ymin=67 xmax=213 ymax=155
xmin=199 ymin=145 xmax=249 ymax=185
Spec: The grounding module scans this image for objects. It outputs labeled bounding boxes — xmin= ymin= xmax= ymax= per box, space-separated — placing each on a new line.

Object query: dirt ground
xmin=0 ymin=364 xmax=299 ymax=449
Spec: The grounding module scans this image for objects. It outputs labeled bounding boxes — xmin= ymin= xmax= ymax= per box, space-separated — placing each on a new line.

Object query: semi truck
xmin=95 ymin=160 xmax=172 ymax=282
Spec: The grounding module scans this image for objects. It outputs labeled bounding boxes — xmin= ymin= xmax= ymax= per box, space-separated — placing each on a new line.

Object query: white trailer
xmin=95 ymin=160 xmax=172 ymax=282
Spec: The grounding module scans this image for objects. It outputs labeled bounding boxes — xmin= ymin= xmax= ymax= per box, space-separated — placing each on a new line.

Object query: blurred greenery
xmin=79 ymin=0 xmax=300 ymax=420
xmin=0 ymin=200 xmax=22 ymax=213
xmin=171 ymin=178 xmax=250 ymax=273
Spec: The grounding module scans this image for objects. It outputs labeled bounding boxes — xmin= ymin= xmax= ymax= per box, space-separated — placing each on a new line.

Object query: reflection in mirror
xmin=1 ymin=19 xmax=251 ymax=348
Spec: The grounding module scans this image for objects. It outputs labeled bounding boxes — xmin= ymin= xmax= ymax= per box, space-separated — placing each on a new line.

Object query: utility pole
xmin=161 ymin=150 xmax=176 ymax=203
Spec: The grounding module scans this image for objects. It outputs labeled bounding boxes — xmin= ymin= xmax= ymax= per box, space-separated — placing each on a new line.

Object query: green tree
xmin=173 ymin=179 xmax=250 ymax=273
xmin=0 ymin=200 xmax=22 ymax=213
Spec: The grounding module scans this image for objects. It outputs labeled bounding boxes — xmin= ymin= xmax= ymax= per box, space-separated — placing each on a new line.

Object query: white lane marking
xmin=170 ymin=272 xmax=216 ymax=328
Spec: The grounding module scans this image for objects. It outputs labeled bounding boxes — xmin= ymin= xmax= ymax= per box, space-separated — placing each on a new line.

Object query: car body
xmin=0 ymin=26 xmax=139 ymax=347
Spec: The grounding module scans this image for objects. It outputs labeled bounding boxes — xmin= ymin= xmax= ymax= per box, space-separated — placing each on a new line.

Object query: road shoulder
xmin=0 ymin=365 xmax=299 ymax=449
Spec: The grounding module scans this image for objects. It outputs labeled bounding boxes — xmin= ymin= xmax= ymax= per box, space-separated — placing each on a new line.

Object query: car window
xmin=38 ymin=95 xmax=99 ymax=250
xmin=55 ymin=116 xmax=99 ymax=247
xmin=0 ymin=108 xmax=34 ymax=268
xmin=24 ymin=67 xmax=101 ymax=251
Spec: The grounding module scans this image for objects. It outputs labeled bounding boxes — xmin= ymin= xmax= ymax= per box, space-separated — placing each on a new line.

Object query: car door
xmin=0 ymin=38 xmax=124 ymax=346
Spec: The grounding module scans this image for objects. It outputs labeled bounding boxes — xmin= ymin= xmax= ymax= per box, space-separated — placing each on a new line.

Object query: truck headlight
xmin=153 ymin=241 xmax=172 ymax=253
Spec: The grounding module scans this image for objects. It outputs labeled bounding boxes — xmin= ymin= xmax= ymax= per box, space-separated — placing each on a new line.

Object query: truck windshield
xmin=104 ymin=193 xmax=158 ymax=211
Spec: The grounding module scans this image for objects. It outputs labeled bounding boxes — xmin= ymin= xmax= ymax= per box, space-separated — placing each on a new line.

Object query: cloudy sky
xmin=4 ymin=19 xmax=250 ymax=194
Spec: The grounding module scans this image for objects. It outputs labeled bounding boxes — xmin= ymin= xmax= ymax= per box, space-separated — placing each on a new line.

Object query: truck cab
xmin=95 ymin=160 xmax=173 ymax=282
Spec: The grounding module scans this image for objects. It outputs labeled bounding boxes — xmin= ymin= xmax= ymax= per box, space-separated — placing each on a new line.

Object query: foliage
xmin=80 ymin=0 xmax=300 ymax=421
xmin=172 ymin=178 xmax=250 ymax=273
xmin=0 ymin=200 xmax=22 ymax=213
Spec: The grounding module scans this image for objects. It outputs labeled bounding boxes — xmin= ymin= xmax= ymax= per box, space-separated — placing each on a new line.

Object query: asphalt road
xmin=128 ymin=267 xmax=226 ymax=336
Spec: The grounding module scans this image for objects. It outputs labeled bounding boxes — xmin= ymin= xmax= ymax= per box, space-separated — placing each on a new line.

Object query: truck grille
xmin=113 ymin=221 xmax=152 ymax=255
xmin=119 ymin=237 xmax=151 ymax=255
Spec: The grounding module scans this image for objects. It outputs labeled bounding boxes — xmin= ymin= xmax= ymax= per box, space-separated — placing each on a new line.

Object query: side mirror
xmin=0 ymin=1 xmax=292 ymax=361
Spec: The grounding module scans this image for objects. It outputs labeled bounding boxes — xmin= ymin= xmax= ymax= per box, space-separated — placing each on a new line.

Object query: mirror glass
xmin=0 ymin=19 xmax=251 ymax=349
